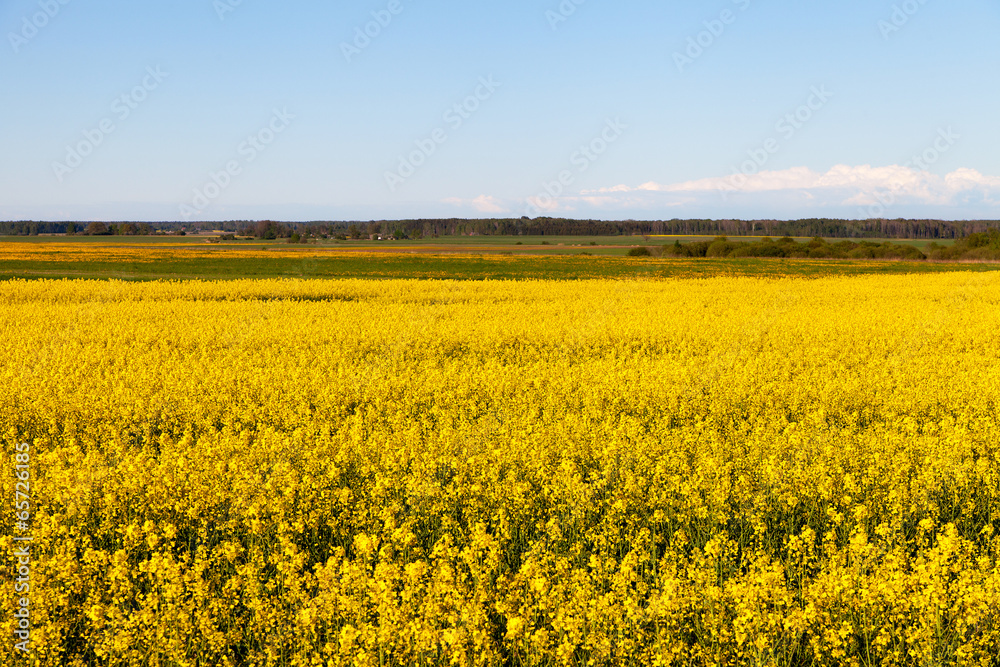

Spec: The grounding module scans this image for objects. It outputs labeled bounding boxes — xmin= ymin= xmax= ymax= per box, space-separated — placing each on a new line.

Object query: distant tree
xmin=85 ymin=221 xmax=108 ymax=236
xmin=255 ymin=221 xmax=280 ymax=240
xmin=663 ymin=240 xmax=684 ymax=256
xmin=66 ymin=221 xmax=76 ymax=236
xmin=706 ymin=240 xmax=733 ymax=257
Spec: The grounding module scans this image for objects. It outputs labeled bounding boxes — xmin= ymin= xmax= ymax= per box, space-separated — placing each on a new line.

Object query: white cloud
xmin=560 ymin=165 xmax=1000 ymax=218
xmin=525 ymin=195 xmax=560 ymax=213
xmin=440 ymin=166 xmax=1000 ymax=220
xmin=470 ymin=195 xmax=506 ymax=213
xmin=442 ymin=195 xmax=509 ymax=215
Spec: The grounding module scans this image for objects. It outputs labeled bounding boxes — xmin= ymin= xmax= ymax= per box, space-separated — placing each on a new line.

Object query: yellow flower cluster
xmin=1 ymin=274 xmax=999 ymax=666
xmin=0 ymin=241 xmax=291 ymax=264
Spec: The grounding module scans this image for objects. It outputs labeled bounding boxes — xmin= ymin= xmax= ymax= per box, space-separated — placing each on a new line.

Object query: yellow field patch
xmin=1 ymin=275 xmax=999 ymax=665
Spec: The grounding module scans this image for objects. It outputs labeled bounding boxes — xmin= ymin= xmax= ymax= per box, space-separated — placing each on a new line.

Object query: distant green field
xmin=0 ymin=237 xmax=993 ymax=281
xmin=6 ymin=233 xmax=956 ymax=251
xmin=272 ymin=234 xmax=956 ymax=252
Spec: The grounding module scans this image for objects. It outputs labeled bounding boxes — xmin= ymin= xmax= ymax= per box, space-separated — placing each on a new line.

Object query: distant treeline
xmin=632 ymin=231 xmax=1000 ymax=262
xmin=4 ymin=217 xmax=1000 ymax=240
xmin=653 ymin=236 xmax=928 ymax=261
xmin=0 ymin=221 xmax=162 ymax=236
xmin=926 ymin=230 xmax=1000 ymax=261
xmin=235 ymin=217 xmax=1000 ymax=240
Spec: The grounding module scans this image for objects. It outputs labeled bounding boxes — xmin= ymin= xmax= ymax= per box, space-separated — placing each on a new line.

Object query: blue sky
xmin=2 ymin=0 xmax=998 ymax=222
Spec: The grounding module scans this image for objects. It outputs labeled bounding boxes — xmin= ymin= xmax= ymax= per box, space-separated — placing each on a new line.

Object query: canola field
xmin=2 ymin=275 xmax=1000 ymax=666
